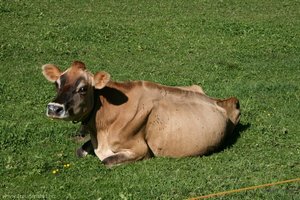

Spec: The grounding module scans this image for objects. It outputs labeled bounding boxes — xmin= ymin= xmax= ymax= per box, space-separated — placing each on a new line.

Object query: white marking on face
xmin=76 ymin=81 xmax=86 ymax=92
xmin=56 ymin=69 xmax=69 ymax=89
xmin=56 ymin=78 xmax=61 ymax=89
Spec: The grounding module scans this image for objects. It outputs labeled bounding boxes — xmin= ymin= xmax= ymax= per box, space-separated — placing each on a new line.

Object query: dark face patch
xmin=50 ymin=70 xmax=94 ymax=121
xmin=59 ymin=73 xmax=67 ymax=89
xmin=53 ymin=74 xmax=85 ymax=112
xmin=54 ymin=74 xmax=69 ymax=102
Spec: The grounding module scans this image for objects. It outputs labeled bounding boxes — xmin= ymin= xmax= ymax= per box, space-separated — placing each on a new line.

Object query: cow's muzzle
xmin=46 ymin=103 xmax=68 ymax=119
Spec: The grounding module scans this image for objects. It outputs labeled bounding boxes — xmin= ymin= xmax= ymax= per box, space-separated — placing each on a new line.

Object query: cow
xmin=42 ymin=61 xmax=240 ymax=167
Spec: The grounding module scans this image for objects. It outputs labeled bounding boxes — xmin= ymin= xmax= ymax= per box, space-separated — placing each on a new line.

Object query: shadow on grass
xmin=219 ymin=122 xmax=251 ymax=153
xmin=204 ymin=122 xmax=251 ymax=156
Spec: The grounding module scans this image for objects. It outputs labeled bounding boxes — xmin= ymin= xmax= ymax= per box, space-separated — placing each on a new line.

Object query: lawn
xmin=0 ymin=0 xmax=299 ymax=199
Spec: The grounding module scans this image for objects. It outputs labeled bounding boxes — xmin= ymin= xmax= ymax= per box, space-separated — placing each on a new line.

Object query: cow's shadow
xmin=97 ymin=87 xmax=128 ymax=106
xmin=213 ymin=122 xmax=251 ymax=155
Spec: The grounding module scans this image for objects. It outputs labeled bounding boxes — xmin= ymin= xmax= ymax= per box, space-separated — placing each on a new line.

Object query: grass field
xmin=0 ymin=0 xmax=299 ymax=199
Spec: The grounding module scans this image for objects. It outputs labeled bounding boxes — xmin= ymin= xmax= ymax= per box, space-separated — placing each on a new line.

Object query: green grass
xmin=1 ymin=0 xmax=299 ymax=199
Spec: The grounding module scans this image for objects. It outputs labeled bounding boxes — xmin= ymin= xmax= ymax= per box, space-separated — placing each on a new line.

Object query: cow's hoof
xmin=76 ymin=147 xmax=88 ymax=158
xmin=72 ymin=135 xmax=85 ymax=142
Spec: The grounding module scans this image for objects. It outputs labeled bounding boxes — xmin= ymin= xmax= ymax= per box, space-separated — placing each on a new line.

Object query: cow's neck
xmin=79 ymin=89 xmax=101 ymax=126
xmin=80 ymin=85 xmax=126 ymax=131
xmin=81 ymin=110 xmax=94 ymax=125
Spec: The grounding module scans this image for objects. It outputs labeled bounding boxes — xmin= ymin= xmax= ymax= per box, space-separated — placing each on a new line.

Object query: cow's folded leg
xmin=77 ymin=124 xmax=89 ymax=137
xmin=102 ymin=152 xmax=140 ymax=167
xmin=76 ymin=140 xmax=94 ymax=158
xmin=73 ymin=125 xmax=89 ymax=142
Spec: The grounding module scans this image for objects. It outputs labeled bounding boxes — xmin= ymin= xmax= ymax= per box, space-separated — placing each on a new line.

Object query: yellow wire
xmin=189 ymin=177 xmax=300 ymax=199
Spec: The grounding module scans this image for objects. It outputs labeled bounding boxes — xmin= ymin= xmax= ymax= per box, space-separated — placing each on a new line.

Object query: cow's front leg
xmin=102 ymin=149 xmax=151 ymax=167
xmin=76 ymin=140 xmax=94 ymax=157
xmin=73 ymin=125 xmax=90 ymax=142
xmin=78 ymin=124 xmax=89 ymax=137
xmin=99 ymin=137 xmax=151 ymax=167
xmin=102 ymin=150 xmax=147 ymax=167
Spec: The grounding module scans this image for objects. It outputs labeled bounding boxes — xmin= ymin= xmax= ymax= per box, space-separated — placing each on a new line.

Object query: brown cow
xmin=42 ymin=61 xmax=240 ymax=167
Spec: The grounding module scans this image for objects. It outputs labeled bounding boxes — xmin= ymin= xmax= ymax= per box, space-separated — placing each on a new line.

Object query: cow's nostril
xmin=56 ymin=107 xmax=63 ymax=114
xmin=47 ymin=103 xmax=65 ymax=116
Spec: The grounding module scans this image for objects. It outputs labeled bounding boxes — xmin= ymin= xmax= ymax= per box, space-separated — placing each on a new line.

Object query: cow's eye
xmin=78 ymin=86 xmax=87 ymax=94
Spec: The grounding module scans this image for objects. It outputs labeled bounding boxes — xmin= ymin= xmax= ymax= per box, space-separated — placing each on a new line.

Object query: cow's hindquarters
xmin=145 ymin=99 xmax=229 ymax=157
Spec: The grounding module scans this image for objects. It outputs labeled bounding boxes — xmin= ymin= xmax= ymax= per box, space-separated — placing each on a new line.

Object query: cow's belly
xmin=146 ymin=100 xmax=228 ymax=157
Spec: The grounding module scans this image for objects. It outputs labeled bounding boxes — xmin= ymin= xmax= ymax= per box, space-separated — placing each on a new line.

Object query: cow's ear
xmin=42 ymin=64 xmax=62 ymax=83
xmin=94 ymin=71 xmax=110 ymax=89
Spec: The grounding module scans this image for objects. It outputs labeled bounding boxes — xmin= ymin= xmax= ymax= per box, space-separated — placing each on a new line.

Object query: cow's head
xmin=42 ymin=61 xmax=110 ymax=121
